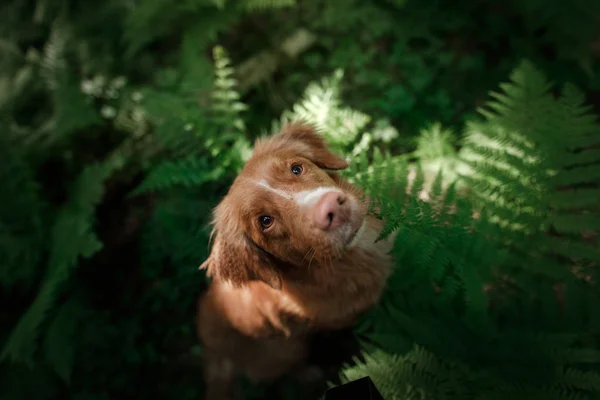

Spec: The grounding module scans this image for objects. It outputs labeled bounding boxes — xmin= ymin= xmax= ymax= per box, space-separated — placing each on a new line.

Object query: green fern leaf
xmin=0 ymin=135 xmax=45 ymax=287
xmin=43 ymin=297 xmax=82 ymax=383
xmin=52 ymin=74 xmax=102 ymax=140
xmin=242 ymin=0 xmax=296 ymax=10
xmin=134 ymin=157 xmax=227 ymax=194
xmin=281 ymin=69 xmax=370 ymax=152
xmin=211 ymin=45 xmax=247 ymax=135
xmin=1 ymin=157 xmax=123 ymax=366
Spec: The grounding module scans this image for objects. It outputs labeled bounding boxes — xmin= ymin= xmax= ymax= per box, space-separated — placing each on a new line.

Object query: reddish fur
xmin=197 ymin=123 xmax=394 ymax=400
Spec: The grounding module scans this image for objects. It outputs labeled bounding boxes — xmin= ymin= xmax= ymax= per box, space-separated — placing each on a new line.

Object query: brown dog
xmin=197 ymin=123 xmax=394 ymax=399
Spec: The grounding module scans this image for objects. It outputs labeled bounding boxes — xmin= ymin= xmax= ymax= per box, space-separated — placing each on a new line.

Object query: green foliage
xmin=273 ymin=69 xmax=400 ymax=158
xmin=340 ymin=347 xmax=470 ymax=400
xmin=124 ymin=0 xmax=295 ymax=56
xmin=341 ymin=61 xmax=600 ymax=400
xmin=2 ymin=156 xmax=123 ymax=369
xmin=0 ymin=1 xmax=286 ymax=399
xmin=2 ymin=0 xmax=600 ymax=399
xmin=135 ymin=156 xmax=228 ymax=194
xmin=279 ymin=69 xmax=370 ymax=150
xmin=270 ymin=0 xmax=600 ymax=140
xmin=43 ymin=297 xmax=83 ymax=383
xmin=341 ymin=346 xmax=600 ymax=400
xmin=458 ymin=61 xmax=600 ymax=285
xmin=243 ymin=0 xmax=296 ymax=11
xmin=0 ymin=134 xmax=45 ymax=287
xmin=134 ymin=46 xmax=250 ymax=195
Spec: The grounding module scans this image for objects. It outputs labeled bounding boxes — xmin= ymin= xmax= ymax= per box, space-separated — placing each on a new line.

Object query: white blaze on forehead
xmin=254 ymin=179 xmax=293 ymax=200
xmin=251 ymin=179 xmax=343 ymax=207
xmin=294 ymin=186 xmax=343 ymax=207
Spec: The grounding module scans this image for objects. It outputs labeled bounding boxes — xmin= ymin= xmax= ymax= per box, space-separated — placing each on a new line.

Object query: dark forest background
xmin=2 ymin=1 xmax=600 ymax=399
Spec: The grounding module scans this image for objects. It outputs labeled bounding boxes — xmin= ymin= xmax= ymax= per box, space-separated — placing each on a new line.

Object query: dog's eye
xmin=291 ymin=164 xmax=303 ymax=175
xmin=259 ymin=216 xmax=273 ymax=229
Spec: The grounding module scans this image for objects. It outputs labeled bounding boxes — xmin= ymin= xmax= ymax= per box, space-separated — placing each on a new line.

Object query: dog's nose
xmin=313 ymin=192 xmax=350 ymax=231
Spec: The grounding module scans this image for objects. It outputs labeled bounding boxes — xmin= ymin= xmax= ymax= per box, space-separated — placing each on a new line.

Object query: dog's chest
xmin=279 ymin=249 xmax=393 ymax=332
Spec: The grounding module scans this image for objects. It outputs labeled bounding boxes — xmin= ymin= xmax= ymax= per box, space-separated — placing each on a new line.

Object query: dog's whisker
xmin=308 ymin=248 xmax=317 ymax=269
xmin=301 ymin=247 xmax=313 ymax=265
xmin=323 ymin=254 xmax=333 ymax=276
xmin=305 ymin=248 xmax=314 ymax=266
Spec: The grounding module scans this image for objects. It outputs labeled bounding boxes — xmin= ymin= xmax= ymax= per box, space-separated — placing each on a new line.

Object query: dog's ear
xmin=278 ymin=122 xmax=349 ymax=170
xmin=199 ymin=232 xmax=282 ymax=290
xmin=199 ymin=202 xmax=282 ymax=290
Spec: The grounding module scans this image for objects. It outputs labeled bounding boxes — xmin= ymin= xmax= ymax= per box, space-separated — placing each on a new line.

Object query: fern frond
xmin=211 ymin=45 xmax=247 ymax=135
xmin=40 ymin=20 xmax=69 ymax=90
xmin=133 ymin=156 xmax=227 ymax=194
xmin=43 ymin=297 xmax=82 ymax=383
xmin=339 ymin=346 xmax=470 ymax=400
xmin=0 ymin=134 xmax=45 ymax=287
xmin=140 ymin=193 xmax=214 ymax=271
xmin=337 ymin=60 xmax=600 ymax=400
xmin=133 ymin=45 xmax=251 ymax=197
xmin=1 ymin=156 xmax=123 ymax=366
xmin=36 ymin=20 xmax=102 ymax=142
xmin=559 ymin=367 xmax=600 ymax=392
xmin=414 ymin=122 xmax=456 ymax=161
xmin=124 ymin=0 xmax=216 ymax=56
xmin=242 ymin=0 xmax=296 ymax=11
xmin=52 ymin=74 xmax=102 ymax=140
xmin=458 ymin=60 xmax=600 ymax=270
xmin=281 ymin=69 xmax=370 ymax=152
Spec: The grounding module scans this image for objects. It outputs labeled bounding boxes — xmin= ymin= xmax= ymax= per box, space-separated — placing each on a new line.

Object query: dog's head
xmin=200 ymin=123 xmax=367 ymax=290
